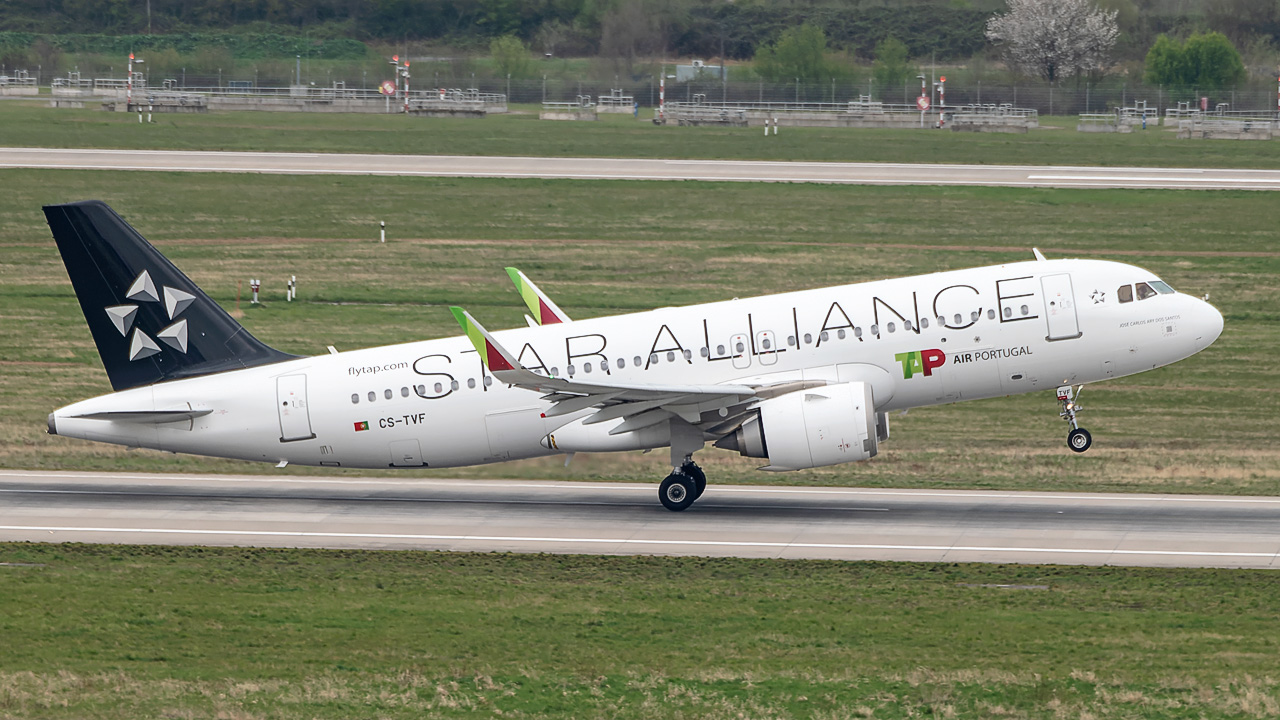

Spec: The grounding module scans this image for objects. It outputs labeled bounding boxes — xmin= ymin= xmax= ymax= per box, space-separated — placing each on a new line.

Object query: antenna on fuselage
xmin=1033 ymin=248 xmax=1047 ymax=261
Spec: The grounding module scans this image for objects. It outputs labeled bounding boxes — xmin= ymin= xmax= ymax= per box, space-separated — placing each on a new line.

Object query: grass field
xmin=2 ymin=543 xmax=1279 ymax=719
xmin=2 ymin=169 xmax=1277 ymax=493
xmin=5 ymin=100 xmax=1280 ymax=168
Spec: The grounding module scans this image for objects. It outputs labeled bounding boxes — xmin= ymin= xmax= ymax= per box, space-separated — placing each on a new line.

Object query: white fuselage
xmin=51 ymin=259 xmax=1223 ymax=469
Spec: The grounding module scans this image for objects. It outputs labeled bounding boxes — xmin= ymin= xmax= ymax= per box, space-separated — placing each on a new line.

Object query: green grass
xmin=2 ymin=544 xmax=1279 ymax=719
xmin=2 ymin=169 xmax=1278 ymax=493
xmin=6 ymin=100 xmax=1280 ymax=167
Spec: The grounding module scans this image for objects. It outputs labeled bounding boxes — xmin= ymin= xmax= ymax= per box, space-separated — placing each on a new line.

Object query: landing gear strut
xmin=658 ymin=459 xmax=706 ymax=511
xmin=1057 ymin=385 xmax=1092 ymax=453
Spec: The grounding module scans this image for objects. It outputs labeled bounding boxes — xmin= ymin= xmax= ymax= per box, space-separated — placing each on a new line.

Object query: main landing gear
xmin=1057 ymin=385 xmax=1093 ymax=453
xmin=658 ymin=459 xmax=707 ymax=512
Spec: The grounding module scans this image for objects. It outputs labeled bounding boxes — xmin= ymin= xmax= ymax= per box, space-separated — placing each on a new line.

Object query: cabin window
xmin=367 ymin=391 xmax=376 ymax=402
xmin=1136 ymin=282 xmax=1158 ymax=300
xmin=1019 ymin=305 xmax=1029 ymax=316
xmin=434 ymin=382 xmax=443 ymax=393
xmin=618 ymin=358 xmax=627 ymax=369
xmin=416 ymin=384 xmax=426 ymax=395
xmin=634 ymin=356 xmax=642 ymax=367
xmin=667 ymin=351 xmax=676 ymax=362
xmin=937 ymin=316 xmax=946 ymax=327
xmin=762 ymin=338 xmax=772 ymax=350
xmin=803 ymin=334 xmax=812 ymax=345
xmin=870 ymin=324 xmax=879 ymax=335
xmin=819 ymin=332 xmax=829 ymax=343
xmin=567 ymin=364 xmax=576 ymax=375
xmin=971 ymin=311 xmax=979 ymax=322
xmin=1150 ymin=280 xmax=1175 ymax=294
xmin=550 ymin=368 xmax=560 ymax=377
xmin=1003 ymin=306 xmax=1012 ymax=318
xmin=1117 ymin=285 xmax=1133 ymax=303
xmin=904 ymin=321 xmax=913 ymax=331
xmin=401 ymin=387 xmax=410 ymax=397
xmin=854 ymin=326 xmax=863 ymax=337
xmin=683 ymin=349 xmax=693 ymax=360
xmin=384 ymin=389 xmax=393 ymax=400
xmin=887 ymin=322 xmax=896 ymax=333
xmin=584 ymin=363 xmax=592 ymax=373
xmin=787 ymin=336 xmax=796 ymax=347
xmin=920 ymin=318 xmax=929 ymax=329
xmin=987 ymin=309 xmax=996 ymax=320
xmin=953 ymin=313 xmax=963 ymax=325
xmin=351 ymin=394 xmax=359 ymax=404
xmin=467 ymin=378 xmax=476 ymax=389
xmin=483 ymin=376 xmax=493 ymax=387
xmin=451 ymin=381 xmax=459 ymax=391
xmin=650 ymin=353 xmax=659 ymax=364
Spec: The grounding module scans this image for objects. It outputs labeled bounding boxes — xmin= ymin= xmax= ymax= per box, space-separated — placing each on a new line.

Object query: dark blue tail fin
xmin=44 ymin=200 xmax=297 ymax=391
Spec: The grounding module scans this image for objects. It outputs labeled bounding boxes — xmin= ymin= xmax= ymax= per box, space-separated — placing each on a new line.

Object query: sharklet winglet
xmin=449 ymin=306 xmax=517 ymax=372
xmin=505 ymin=267 xmax=570 ymax=325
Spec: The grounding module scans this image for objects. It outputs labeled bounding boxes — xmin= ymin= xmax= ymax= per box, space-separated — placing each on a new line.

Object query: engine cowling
xmin=715 ymin=382 xmax=877 ymax=470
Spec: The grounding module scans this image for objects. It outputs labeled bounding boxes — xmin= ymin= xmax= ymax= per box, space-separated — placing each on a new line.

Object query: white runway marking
xmin=1 ymin=524 xmax=1276 ymax=560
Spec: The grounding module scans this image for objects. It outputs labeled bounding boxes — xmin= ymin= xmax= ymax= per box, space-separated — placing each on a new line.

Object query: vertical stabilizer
xmin=44 ymin=200 xmax=298 ymax=391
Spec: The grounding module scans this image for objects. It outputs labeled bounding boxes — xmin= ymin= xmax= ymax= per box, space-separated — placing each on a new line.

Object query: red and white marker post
xmin=938 ymin=75 xmax=946 ymax=128
xmin=659 ymin=76 xmax=665 ymax=123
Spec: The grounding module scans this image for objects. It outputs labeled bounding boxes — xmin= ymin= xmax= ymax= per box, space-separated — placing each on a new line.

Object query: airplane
xmin=43 ymin=200 xmax=1224 ymax=511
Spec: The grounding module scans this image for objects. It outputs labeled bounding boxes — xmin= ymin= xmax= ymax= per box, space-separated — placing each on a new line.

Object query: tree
xmin=489 ymin=35 xmax=531 ymax=79
xmin=1142 ymin=34 xmax=1186 ymax=85
xmin=1143 ymin=32 xmax=1245 ymax=88
xmin=1182 ymin=32 xmax=1246 ymax=88
xmin=871 ymin=36 xmax=913 ymax=97
xmin=754 ymin=23 xmax=830 ymax=84
xmin=985 ymin=0 xmax=1119 ymax=82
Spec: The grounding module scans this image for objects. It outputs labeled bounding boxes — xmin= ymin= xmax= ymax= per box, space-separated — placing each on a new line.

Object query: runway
xmin=2 ymin=470 xmax=1278 ymax=569
xmin=5 ymin=147 xmax=1280 ymax=190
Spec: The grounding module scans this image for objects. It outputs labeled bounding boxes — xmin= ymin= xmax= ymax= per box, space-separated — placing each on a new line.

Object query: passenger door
xmin=1041 ymin=274 xmax=1082 ymax=341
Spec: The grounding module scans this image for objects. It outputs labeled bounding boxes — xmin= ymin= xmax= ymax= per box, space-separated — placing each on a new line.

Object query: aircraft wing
xmin=450 ymin=307 xmax=812 ymax=435
xmin=505 ymin=267 xmax=571 ymax=325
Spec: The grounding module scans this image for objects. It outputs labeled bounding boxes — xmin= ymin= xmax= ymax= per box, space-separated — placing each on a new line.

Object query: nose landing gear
xmin=1057 ymin=385 xmax=1092 ymax=453
xmin=658 ymin=458 xmax=707 ymax=511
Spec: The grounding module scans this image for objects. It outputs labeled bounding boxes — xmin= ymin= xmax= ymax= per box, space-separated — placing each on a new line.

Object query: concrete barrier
xmin=950 ymin=117 xmax=1030 ymax=133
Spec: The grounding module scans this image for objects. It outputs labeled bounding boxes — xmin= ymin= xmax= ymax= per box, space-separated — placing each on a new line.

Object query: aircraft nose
xmin=1193 ymin=297 xmax=1224 ymax=349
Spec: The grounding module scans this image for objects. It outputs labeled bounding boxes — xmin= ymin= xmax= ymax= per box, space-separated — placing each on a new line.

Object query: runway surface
xmin=2 ymin=469 xmax=1278 ymax=569
xmin=5 ymin=147 xmax=1280 ymax=190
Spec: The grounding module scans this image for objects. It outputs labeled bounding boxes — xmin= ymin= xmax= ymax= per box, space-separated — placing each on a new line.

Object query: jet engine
xmin=714 ymin=381 xmax=877 ymax=470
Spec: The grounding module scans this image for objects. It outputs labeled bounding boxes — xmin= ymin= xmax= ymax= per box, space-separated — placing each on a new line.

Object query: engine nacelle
xmin=715 ymin=381 xmax=877 ymax=470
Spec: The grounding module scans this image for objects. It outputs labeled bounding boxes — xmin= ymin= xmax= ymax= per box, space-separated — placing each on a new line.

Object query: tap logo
xmin=895 ymin=348 xmax=946 ymax=379
xmin=104 ymin=270 xmax=195 ymax=362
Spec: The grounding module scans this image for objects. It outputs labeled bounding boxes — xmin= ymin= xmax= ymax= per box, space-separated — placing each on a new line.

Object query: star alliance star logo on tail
xmin=103 ymin=270 xmax=196 ymax=362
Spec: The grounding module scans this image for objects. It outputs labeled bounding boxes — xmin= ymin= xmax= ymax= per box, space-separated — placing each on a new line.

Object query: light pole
xmin=917 ymin=74 xmax=926 ymax=128
xmin=295 ymin=55 xmax=301 ymax=86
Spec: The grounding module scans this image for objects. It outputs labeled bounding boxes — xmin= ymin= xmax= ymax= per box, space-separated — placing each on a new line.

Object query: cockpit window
xmin=1117 ymin=285 xmax=1133 ymax=303
xmin=1136 ymin=282 xmax=1158 ymax=300
xmin=1149 ymin=280 xmax=1175 ymax=295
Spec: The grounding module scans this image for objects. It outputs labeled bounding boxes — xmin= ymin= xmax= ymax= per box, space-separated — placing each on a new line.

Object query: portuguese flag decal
xmin=354 ymin=420 xmax=370 ymax=432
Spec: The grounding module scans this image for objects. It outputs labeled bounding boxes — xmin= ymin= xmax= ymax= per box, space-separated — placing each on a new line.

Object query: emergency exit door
xmin=1041 ymin=273 xmax=1082 ymax=341
xmin=277 ymin=374 xmax=315 ymax=442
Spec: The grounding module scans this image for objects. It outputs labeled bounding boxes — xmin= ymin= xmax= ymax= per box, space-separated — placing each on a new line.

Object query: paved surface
xmin=5 ymin=147 xmax=1280 ymax=190
xmin=2 ymin=470 xmax=1278 ymax=568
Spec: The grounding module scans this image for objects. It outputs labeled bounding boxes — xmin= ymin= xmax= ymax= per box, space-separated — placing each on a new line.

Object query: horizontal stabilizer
xmin=71 ymin=408 xmax=213 ymax=424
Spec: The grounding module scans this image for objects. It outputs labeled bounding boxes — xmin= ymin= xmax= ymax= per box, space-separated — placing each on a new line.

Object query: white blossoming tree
xmin=986 ymin=0 xmax=1119 ymax=82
